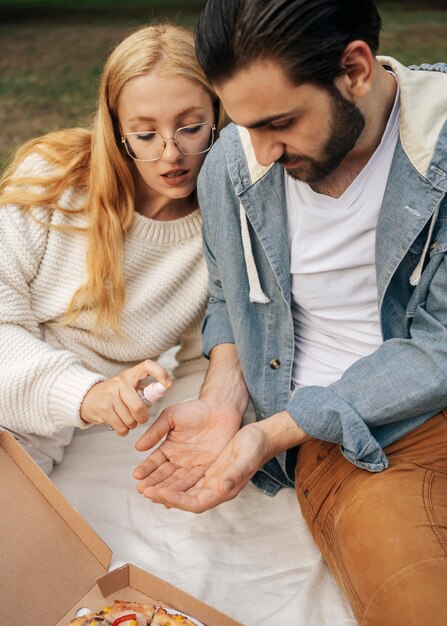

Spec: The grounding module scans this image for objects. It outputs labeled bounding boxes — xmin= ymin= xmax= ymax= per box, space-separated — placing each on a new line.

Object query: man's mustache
xmin=277 ymin=152 xmax=310 ymax=166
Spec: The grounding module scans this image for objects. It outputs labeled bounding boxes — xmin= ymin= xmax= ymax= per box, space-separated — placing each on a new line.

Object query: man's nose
xmin=249 ymin=131 xmax=283 ymax=167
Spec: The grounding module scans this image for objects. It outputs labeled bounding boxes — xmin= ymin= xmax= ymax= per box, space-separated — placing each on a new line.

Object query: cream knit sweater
xmin=0 ymin=155 xmax=209 ymax=437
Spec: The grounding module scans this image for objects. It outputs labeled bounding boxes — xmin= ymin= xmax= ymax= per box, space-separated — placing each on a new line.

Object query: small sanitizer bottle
xmin=138 ymin=381 xmax=167 ymax=407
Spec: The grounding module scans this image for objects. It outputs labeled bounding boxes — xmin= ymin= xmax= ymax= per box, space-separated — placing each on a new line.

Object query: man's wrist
xmin=255 ymin=411 xmax=309 ymax=460
xmin=199 ymin=343 xmax=249 ymax=414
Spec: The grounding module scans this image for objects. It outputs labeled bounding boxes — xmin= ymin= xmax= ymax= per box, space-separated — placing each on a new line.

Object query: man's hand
xmin=147 ymin=422 xmax=268 ymax=512
xmin=138 ymin=411 xmax=309 ymax=513
xmin=133 ymin=397 xmax=243 ymax=498
xmin=80 ymin=360 xmax=171 ymax=436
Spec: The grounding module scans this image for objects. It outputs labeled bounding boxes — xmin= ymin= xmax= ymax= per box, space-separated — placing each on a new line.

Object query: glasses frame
xmin=121 ymin=122 xmax=216 ymax=162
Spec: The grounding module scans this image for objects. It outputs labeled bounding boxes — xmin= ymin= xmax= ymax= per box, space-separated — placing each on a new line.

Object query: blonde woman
xmin=0 ymin=24 xmax=224 ymax=474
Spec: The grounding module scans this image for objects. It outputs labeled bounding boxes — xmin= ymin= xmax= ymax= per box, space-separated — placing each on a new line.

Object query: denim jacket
xmin=197 ymin=57 xmax=447 ymax=495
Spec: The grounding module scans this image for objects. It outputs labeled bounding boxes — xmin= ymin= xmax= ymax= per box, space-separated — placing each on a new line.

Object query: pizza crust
xmin=152 ymin=607 xmax=198 ymax=625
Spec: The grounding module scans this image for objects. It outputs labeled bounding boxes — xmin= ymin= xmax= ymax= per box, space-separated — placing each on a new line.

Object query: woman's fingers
xmin=81 ymin=359 xmax=171 ymax=436
xmin=103 ymin=407 xmax=131 ymax=436
xmin=119 ymin=386 xmax=149 ymax=424
xmin=128 ymin=359 xmax=172 ymax=389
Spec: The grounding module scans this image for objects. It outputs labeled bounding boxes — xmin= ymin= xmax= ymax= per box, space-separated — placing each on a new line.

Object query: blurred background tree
xmin=0 ymin=0 xmax=446 ymax=167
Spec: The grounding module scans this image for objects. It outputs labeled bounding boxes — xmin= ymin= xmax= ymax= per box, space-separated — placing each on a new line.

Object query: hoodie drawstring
xmin=239 ymin=203 xmax=271 ymax=304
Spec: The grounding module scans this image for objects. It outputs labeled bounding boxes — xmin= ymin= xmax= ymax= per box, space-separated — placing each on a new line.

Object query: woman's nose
xmin=161 ymin=138 xmax=183 ymax=162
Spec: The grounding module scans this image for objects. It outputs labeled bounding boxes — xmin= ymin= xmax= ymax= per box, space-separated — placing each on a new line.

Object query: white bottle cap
xmin=143 ymin=381 xmax=167 ymax=404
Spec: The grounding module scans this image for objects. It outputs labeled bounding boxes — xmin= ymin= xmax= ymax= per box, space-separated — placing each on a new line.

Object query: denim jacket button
xmin=270 ymin=358 xmax=281 ymax=369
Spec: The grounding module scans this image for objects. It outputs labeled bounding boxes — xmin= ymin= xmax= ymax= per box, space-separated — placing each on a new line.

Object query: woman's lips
xmin=161 ymin=169 xmax=190 ymax=186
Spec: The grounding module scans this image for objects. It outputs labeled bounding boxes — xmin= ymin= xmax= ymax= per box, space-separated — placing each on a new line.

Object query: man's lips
xmin=278 ymin=153 xmax=309 ymax=170
xmin=281 ymin=159 xmax=304 ymax=169
xmin=161 ymin=168 xmax=190 ymax=185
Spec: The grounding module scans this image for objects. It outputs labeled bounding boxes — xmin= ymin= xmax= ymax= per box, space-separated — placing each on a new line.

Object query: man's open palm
xmin=133 ymin=398 xmax=242 ymax=500
xmin=149 ymin=423 xmax=269 ymax=513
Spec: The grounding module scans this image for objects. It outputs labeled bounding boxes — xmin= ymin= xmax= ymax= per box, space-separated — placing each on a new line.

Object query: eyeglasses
xmin=121 ymin=122 xmax=216 ymax=162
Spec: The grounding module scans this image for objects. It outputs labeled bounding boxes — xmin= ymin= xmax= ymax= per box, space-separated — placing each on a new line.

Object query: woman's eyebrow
xmin=128 ymin=106 xmax=205 ymax=123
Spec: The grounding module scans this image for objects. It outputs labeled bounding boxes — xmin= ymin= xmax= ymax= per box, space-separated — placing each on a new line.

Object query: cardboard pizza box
xmin=0 ymin=431 xmax=243 ymax=626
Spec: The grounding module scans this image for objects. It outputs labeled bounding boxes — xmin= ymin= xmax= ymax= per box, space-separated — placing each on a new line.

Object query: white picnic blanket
xmin=51 ymin=354 xmax=356 ymax=626
xmin=51 ymin=425 xmax=356 ymax=626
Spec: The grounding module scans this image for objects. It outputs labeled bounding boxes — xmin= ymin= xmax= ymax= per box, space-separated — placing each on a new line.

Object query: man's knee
xmin=329 ymin=464 xmax=447 ymax=625
xmin=362 ymin=557 xmax=447 ymax=626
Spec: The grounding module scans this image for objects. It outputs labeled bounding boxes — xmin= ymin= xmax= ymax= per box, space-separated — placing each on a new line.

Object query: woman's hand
xmin=80 ymin=360 xmax=171 ymax=436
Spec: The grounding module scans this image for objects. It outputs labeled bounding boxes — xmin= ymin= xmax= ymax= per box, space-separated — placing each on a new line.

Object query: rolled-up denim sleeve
xmin=287 ymin=250 xmax=447 ymax=471
xmin=287 ymin=386 xmax=389 ymax=471
xmin=197 ymin=162 xmax=235 ymax=359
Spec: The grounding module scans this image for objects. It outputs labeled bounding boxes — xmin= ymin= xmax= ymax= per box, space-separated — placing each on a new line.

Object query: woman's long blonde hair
xmin=0 ymin=24 xmax=224 ymax=332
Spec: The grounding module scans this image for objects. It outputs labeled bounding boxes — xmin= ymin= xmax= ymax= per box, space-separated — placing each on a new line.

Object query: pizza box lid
xmin=56 ymin=563 xmax=243 ymax=626
xmin=0 ymin=430 xmax=111 ymax=625
xmin=0 ymin=432 xmax=243 ymax=626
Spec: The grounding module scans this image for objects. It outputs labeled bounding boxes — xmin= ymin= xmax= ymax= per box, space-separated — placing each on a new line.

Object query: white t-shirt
xmin=286 ymin=84 xmax=400 ymax=388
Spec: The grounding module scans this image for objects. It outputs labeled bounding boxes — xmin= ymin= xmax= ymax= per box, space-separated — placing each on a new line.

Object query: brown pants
xmin=295 ymin=411 xmax=447 ymax=626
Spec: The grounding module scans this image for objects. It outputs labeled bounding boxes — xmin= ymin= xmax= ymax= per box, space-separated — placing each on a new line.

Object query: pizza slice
xmin=69 ymin=600 xmax=200 ymax=626
xmin=152 ymin=606 xmax=199 ymax=625
xmin=68 ymin=600 xmax=156 ymax=625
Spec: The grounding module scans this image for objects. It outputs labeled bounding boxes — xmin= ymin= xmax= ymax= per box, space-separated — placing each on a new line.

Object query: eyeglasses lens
xmin=124 ymin=123 xmax=214 ymax=161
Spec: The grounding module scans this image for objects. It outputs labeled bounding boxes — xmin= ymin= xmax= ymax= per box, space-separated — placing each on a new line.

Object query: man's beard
xmin=279 ymin=85 xmax=366 ymax=184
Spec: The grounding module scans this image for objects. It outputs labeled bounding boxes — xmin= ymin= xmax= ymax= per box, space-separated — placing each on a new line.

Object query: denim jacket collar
xmin=220 ymin=127 xmax=291 ymax=305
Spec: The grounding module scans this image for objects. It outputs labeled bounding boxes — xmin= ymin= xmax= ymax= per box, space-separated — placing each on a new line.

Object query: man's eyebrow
xmin=128 ymin=106 xmax=204 ymax=123
xmin=244 ymin=112 xmax=295 ymax=129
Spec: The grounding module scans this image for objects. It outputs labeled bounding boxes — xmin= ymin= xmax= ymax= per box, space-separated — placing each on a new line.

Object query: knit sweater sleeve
xmin=0 ymin=201 xmax=104 ymax=436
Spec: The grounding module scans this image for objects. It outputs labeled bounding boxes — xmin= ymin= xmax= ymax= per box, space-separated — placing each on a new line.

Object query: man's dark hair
xmin=195 ymin=0 xmax=382 ymax=87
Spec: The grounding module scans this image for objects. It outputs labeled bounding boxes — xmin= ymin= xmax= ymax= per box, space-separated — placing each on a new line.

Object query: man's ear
xmin=337 ymin=40 xmax=375 ymax=98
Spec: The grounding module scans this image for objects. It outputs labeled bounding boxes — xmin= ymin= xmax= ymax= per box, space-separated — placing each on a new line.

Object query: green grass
xmin=1 ymin=3 xmax=446 ymax=168
xmin=0 ymin=0 xmax=206 ymax=13
xmin=0 ymin=11 xmax=200 ymax=168
xmin=379 ymin=6 xmax=447 ymax=65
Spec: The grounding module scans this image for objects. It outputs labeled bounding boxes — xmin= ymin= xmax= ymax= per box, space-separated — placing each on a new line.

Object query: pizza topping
xmin=111 ymin=615 xmax=137 ymax=626
xmin=69 ymin=600 xmax=197 ymax=626
xmin=151 ymin=607 xmax=198 ymax=625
